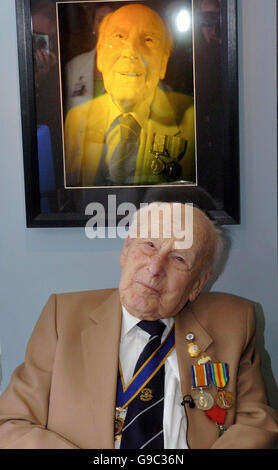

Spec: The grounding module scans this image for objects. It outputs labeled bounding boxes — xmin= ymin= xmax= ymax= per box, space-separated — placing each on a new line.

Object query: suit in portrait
xmin=0 ymin=288 xmax=277 ymax=449
xmin=64 ymin=87 xmax=195 ymax=187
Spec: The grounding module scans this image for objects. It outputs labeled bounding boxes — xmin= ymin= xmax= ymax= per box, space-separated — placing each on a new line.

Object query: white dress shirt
xmin=114 ymin=306 xmax=188 ymax=449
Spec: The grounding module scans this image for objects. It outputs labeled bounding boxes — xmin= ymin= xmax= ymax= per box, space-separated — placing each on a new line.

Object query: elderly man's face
xmin=119 ymin=211 xmax=212 ymax=320
xmin=97 ymin=5 xmax=170 ymax=112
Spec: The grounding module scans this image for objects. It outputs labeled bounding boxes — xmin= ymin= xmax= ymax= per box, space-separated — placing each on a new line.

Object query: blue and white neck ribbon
xmin=116 ymin=326 xmax=175 ymax=409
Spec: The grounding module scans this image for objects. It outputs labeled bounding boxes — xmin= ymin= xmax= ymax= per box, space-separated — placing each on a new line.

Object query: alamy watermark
xmin=85 ymin=196 xmax=193 ymax=250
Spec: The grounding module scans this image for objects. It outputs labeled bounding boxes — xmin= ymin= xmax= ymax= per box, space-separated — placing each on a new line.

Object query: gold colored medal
xmin=187 ymin=342 xmax=200 ymax=358
xmin=114 ymin=416 xmax=125 ymax=441
xmin=151 ymin=156 xmax=165 ymax=175
xmin=216 ymin=390 xmax=235 ymax=409
xmin=194 ymin=390 xmax=214 ymax=411
xmin=197 ymin=355 xmax=211 ymax=365
xmin=114 ymin=407 xmax=127 ymax=441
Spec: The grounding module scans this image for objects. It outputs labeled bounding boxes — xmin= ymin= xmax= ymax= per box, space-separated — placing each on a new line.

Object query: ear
xmin=159 ymin=53 xmax=169 ymax=80
xmin=120 ymin=236 xmax=132 ymax=268
xmin=96 ymin=43 xmax=103 ymax=73
xmin=188 ymin=271 xmax=211 ymax=303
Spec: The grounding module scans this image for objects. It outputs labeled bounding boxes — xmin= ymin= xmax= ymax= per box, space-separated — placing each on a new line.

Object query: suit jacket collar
xmin=175 ymin=302 xmax=213 ymax=396
xmin=85 ymin=87 xmax=182 ymax=141
xmin=175 ymin=302 xmax=215 ymax=448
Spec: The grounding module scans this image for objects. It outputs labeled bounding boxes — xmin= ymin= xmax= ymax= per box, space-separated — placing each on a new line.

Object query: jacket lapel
xmin=81 ymin=289 xmax=121 ymax=448
xmin=175 ymin=303 xmax=216 ymax=448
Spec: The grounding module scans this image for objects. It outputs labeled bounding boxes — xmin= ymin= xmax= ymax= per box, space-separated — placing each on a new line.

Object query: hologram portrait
xmin=59 ymin=2 xmax=196 ymax=187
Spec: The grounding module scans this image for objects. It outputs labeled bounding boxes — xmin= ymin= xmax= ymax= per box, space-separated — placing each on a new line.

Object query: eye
xmin=140 ymin=241 xmax=156 ymax=253
xmin=114 ymin=33 xmax=125 ymax=39
xmin=170 ymin=253 xmax=188 ymax=268
xmin=144 ymin=36 xmax=154 ymax=43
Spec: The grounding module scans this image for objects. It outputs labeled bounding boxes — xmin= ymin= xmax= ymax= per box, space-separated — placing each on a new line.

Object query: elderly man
xmin=64 ymin=4 xmax=195 ymax=187
xmin=0 ymin=203 xmax=277 ymax=449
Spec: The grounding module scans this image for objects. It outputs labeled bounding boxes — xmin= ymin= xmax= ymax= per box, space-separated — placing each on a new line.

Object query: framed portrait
xmin=15 ymin=0 xmax=239 ymax=227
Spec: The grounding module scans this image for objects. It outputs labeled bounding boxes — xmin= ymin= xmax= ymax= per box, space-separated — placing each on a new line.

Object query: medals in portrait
xmin=150 ymin=133 xmax=188 ymax=181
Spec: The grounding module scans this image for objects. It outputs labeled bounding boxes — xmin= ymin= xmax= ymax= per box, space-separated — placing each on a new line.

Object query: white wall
xmin=0 ymin=0 xmax=277 ymax=409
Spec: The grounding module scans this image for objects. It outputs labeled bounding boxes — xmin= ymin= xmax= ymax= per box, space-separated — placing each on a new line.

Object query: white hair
xmin=128 ymin=201 xmax=226 ymax=276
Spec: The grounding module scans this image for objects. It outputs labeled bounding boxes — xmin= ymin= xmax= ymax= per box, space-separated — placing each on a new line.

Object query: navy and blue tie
xmin=120 ymin=320 xmax=166 ymax=449
xmin=106 ymin=114 xmax=141 ymax=184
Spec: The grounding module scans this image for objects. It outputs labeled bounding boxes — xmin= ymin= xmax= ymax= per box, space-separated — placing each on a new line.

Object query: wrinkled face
xmin=97 ymin=5 xmax=170 ymax=112
xmin=119 ymin=215 xmax=212 ymax=320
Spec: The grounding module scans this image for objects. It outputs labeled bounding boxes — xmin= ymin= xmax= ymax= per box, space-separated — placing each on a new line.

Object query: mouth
xmin=117 ymin=72 xmax=142 ymax=77
xmin=135 ymin=280 xmax=161 ymax=295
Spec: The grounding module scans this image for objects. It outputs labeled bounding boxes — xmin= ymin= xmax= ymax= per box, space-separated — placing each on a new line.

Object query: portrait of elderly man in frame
xmin=60 ymin=1 xmax=196 ymax=188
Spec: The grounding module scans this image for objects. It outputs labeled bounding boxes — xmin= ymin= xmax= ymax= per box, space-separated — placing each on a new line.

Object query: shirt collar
xmin=106 ymin=93 xmax=153 ymax=131
xmin=121 ymin=305 xmax=174 ymax=340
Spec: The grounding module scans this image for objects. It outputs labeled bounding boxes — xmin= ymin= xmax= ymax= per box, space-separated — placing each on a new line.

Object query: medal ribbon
xmin=208 ymin=363 xmax=229 ymax=389
xmin=191 ymin=364 xmax=210 ymax=388
xmin=116 ymin=326 xmax=175 ymax=409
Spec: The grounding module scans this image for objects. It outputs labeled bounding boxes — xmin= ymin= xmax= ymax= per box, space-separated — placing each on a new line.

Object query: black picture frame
xmin=15 ymin=0 xmax=239 ymax=227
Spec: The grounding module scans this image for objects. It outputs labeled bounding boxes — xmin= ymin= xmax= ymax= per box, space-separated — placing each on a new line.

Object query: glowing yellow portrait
xmin=64 ymin=3 xmax=195 ymax=187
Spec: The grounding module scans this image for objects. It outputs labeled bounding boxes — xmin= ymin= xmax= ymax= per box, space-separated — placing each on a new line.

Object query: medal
xmin=150 ymin=133 xmax=186 ymax=181
xmin=114 ymin=407 xmax=127 ymax=441
xmin=150 ymin=134 xmax=169 ymax=176
xmin=205 ymin=405 xmax=227 ymax=437
xmin=191 ymin=364 xmax=210 ymax=388
xmin=187 ymin=342 xmax=200 ymax=358
xmin=198 ymin=355 xmax=212 ymax=365
xmin=114 ymin=416 xmax=124 ymax=441
xmin=191 ymin=364 xmax=214 ymax=411
xmin=165 ymin=161 xmax=182 ymax=180
xmin=208 ymin=363 xmax=235 ymax=409
xmin=150 ymin=155 xmax=165 ymax=175
xmin=185 ymin=332 xmax=200 ymax=358
xmin=188 ymin=359 xmax=232 ymax=436
xmin=208 ymin=363 xmax=229 ymax=389
xmin=151 ymin=133 xmax=169 ymax=155
xmin=194 ymin=389 xmax=214 ymax=411
xmin=215 ymin=390 xmax=235 ymax=409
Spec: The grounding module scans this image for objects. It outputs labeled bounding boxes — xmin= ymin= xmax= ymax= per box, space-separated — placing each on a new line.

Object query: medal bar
xmin=190 ymin=364 xmax=214 ymax=411
xmin=207 ymin=363 xmax=235 ymax=410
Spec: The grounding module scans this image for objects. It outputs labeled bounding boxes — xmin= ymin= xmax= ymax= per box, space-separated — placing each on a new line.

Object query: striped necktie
xmin=105 ymin=114 xmax=141 ymax=185
xmin=120 ymin=320 xmax=166 ymax=449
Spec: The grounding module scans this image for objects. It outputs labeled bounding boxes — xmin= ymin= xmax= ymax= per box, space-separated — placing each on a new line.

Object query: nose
xmin=147 ymin=254 xmax=166 ymax=277
xmin=121 ymin=33 xmax=140 ymax=59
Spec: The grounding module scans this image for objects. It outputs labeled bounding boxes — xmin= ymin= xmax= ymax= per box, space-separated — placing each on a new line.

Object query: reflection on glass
xmin=176 ymin=10 xmax=191 ymax=33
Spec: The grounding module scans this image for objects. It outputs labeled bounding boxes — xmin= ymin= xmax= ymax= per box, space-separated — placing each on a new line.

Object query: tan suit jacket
xmin=0 ymin=289 xmax=277 ymax=449
xmin=64 ymin=88 xmax=195 ymax=186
